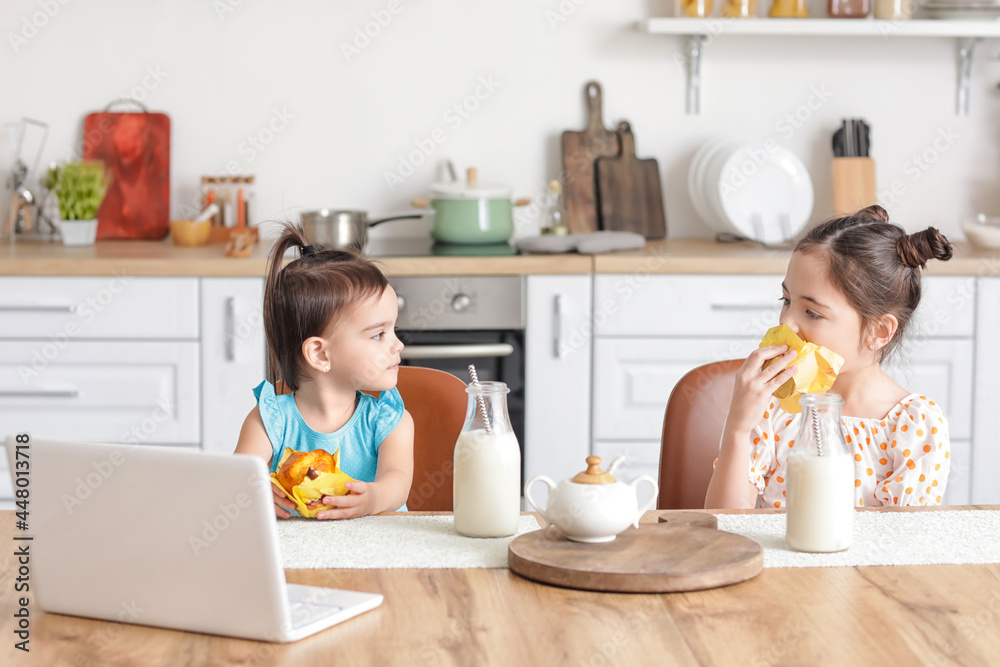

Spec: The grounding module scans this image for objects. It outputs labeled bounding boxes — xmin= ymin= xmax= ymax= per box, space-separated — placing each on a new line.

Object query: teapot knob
xmin=584 ymin=456 xmax=604 ymax=476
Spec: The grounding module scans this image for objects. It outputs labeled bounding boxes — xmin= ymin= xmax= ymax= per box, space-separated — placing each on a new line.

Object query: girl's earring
xmin=323 ymin=365 xmax=330 ymax=372
xmin=868 ymin=343 xmax=876 ymax=350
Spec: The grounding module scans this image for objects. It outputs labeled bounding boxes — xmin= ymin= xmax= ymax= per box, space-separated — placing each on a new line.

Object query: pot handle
xmin=524 ymin=475 xmax=555 ymax=524
xmin=368 ymin=212 xmax=429 ymax=227
xmin=411 ymin=198 xmax=429 ymax=208
xmin=514 ymin=198 xmax=531 ymax=207
xmin=629 ymin=475 xmax=659 ymax=528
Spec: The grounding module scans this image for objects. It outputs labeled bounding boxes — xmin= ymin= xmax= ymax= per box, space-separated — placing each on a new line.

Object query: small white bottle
xmin=453 ymin=381 xmax=521 ymax=538
xmin=785 ymin=393 xmax=855 ymax=553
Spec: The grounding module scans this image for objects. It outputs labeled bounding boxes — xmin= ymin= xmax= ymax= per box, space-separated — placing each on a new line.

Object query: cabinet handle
xmin=710 ymin=303 xmax=779 ymax=312
xmin=0 ymin=389 xmax=79 ymax=398
xmin=553 ymin=294 xmax=563 ymax=359
xmin=0 ymin=304 xmax=76 ymax=313
xmin=225 ymin=297 xmax=236 ymax=362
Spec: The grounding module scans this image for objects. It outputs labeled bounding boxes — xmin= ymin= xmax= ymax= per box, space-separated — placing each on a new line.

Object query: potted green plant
xmin=45 ymin=161 xmax=110 ymax=246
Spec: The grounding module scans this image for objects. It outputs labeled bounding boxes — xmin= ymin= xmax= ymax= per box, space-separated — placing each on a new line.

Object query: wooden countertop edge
xmin=1 ymin=240 xmax=996 ymax=277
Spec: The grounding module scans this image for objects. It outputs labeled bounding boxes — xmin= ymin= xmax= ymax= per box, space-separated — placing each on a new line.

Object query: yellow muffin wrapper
xmin=759 ymin=324 xmax=844 ymax=414
xmin=269 ymin=448 xmax=356 ymax=518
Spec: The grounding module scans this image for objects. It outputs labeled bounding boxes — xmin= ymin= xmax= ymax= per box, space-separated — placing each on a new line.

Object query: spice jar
xmin=769 ymin=0 xmax=807 ymax=17
xmin=785 ymin=393 xmax=854 ymax=553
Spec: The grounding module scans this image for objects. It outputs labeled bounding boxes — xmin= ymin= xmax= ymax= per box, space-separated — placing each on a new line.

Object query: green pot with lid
xmin=413 ymin=167 xmax=530 ymax=245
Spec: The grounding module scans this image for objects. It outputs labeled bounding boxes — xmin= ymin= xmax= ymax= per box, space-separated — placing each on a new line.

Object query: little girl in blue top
xmin=235 ymin=223 xmax=414 ymax=519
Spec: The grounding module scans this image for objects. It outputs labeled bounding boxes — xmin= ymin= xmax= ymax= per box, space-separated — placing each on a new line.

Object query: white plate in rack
xmin=711 ymin=143 xmax=814 ymax=245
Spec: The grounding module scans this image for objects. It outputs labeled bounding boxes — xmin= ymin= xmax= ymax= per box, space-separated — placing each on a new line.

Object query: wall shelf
xmin=641 ymin=18 xmax=1000 ymax=115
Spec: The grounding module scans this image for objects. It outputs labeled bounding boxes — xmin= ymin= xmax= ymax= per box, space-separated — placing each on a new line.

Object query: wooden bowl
xmin=170 ymin=219 xmax=212 ymax=246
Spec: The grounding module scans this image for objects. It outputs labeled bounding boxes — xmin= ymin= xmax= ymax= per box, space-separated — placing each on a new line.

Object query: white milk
xmin=453 ymin=429 xmax=521 ymax=538
xmin=785 ymin=454 xmax=855 ymax=553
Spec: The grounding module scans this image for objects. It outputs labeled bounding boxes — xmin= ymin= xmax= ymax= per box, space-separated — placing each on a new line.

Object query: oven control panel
xmin=389 ymin=276 xmax=525 ymax=331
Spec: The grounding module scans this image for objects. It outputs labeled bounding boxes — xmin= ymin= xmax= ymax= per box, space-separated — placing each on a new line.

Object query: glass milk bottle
xmin=453 ymin=381 xmax=521 ymax=538
xmin=785 ymin=393 xmax=855 ymax=553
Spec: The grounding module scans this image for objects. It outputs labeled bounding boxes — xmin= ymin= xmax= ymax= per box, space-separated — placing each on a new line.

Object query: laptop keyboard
xmin=288 ymin=601 xmax=344 ymax=630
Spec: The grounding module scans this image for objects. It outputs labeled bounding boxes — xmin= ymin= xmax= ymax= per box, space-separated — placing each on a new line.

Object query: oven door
xmin=397 ymin=329 xmax=525 ymax=463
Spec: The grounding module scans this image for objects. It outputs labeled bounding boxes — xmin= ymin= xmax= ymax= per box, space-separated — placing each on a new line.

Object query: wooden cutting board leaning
xmin=560 ymin=81 xmax=620 ymax=234
xmin=83 ymin=102 xmax=171 ymax=240
xmin=508 ymin=511 xmax=762 ymax=593
xmin=595 ymin=121 xmax=667 ymax=240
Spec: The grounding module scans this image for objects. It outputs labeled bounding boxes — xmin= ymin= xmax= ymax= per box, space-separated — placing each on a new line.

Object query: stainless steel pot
xmin=300 ymin=209 xmax=425 ymax=250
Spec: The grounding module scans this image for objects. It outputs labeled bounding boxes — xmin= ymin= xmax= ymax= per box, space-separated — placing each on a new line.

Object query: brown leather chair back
xmin=274 ymin=366 xmax=468 ymax=511
xmin=658 ymin=360 xmax=742 ymax=510
xmin=395 ymin=366 xmax=468 ymax=511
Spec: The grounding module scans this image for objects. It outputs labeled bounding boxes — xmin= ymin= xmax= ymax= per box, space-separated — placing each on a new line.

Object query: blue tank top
xmin=253 ymin=380 xmax=407 ymax=512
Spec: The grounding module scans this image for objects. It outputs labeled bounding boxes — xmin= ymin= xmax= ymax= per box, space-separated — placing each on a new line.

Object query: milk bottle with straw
xmin=785 ymin=393 xmax=854 ymax=553
xmin=453 ymin=365 xmax=521 ymax=538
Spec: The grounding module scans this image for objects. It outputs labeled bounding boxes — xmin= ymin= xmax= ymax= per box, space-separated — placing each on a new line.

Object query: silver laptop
xmin=3 ymin=435 xmax=382 ymax=643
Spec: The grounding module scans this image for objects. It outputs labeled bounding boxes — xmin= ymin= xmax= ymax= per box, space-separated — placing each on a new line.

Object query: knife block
xmin=832 ymin=158 xmax=876 ymax=217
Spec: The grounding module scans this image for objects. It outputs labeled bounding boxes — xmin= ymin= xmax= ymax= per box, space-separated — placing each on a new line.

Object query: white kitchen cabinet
xmin=593 ymin=337 xmax=758 ymax=441
xmin=200 ymin=278 xmax=266 ymax=455
xmin=973 ymin=278 xmax=1000 ymax=504
xmin=592 ymin=274 xmax=978 ymax=507
xmin=0 ymin=277 xmax=199 ymax=339
xmin=524 ymin=275 xmax=592 ymax=483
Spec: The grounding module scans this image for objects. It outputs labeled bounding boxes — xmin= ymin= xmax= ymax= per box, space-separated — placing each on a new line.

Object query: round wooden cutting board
xmin=508 ymin=512 xmax=762 ymax=593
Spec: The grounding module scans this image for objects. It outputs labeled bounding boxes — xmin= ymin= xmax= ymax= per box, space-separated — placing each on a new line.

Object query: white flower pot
xmin=56 ymin=218 xmax=98 ymax=246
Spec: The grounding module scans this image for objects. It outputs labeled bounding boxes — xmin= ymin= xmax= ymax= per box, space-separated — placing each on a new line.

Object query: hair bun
xmin=897 ymin=226 xmax=953 ymax=269
xmin=858 ymin=204 xmax=890 ymax=224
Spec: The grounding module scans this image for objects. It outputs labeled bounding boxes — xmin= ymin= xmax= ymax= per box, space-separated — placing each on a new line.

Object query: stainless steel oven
xmin=390 ymin=276 xmax=525 ymax=457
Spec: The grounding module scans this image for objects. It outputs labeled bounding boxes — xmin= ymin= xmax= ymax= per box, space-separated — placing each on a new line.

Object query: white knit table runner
xmin=715 ymin=510 xmax=1000 ymax=568
xmin=277 ymin=515 xmax=540 ymax=569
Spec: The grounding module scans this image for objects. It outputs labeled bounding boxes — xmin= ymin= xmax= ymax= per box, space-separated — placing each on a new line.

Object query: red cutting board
xmin=561 ymin=81 xmax=619 ymax=234
xmin=83 ymin=110 xmax=170 ymax=240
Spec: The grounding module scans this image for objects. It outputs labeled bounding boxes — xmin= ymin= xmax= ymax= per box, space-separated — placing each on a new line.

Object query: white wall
xmin=3 ymin=0 xmax=999 ymax=240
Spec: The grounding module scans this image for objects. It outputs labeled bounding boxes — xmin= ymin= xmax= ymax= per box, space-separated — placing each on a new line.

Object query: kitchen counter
xmin=593 ymin=239 xmax=1000 ymax=275
xmin=1 ymin=238 xmax=996 ymax=277
xmin=0 ymin=239 xmax=593 ymax=277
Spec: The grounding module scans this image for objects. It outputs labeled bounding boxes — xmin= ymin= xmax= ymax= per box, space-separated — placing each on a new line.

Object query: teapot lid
xmin=571 ymin=456 xmax=616 ymax=485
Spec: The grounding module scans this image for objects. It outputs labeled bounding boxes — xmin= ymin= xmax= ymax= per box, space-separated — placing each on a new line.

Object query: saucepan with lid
xmin=412 ymin=165 xmax=531 ymax=245
xmin=300 ymin=209 xmax=427 ymax=251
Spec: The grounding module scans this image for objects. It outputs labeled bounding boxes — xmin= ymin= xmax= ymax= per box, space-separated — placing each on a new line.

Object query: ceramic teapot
xmin=524 ymin=456 xmax=658 ymax=543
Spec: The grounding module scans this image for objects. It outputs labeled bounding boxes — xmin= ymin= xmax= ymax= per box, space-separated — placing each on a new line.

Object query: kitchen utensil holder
xmin=832 ymin=157 xmax=876 ymax=217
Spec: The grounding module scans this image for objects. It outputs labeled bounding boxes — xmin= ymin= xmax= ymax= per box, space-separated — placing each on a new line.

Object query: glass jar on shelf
xmin=723 ymin=0 xmax=757 ymax=17
xmin=769 ymin=0 xmax=807 ymax=17
xmin=677 ymin=0 xmax=714 ymax=18
xmin=874 ymin=0 xmax=910 ymax=19
xmin=829 ymin=0 xmax=870 ymax=17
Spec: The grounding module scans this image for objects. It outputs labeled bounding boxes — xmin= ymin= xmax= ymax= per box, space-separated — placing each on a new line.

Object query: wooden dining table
xmin=2 ymin=506 xmax=999 ymax=666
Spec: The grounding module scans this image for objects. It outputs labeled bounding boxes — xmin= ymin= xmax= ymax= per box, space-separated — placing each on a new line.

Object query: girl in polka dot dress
xmin=705 ymin=205 xmax=954 ymax=510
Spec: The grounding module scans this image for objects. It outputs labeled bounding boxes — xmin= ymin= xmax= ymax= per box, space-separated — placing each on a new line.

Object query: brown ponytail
xmin=795 ymin=206 xmax=953 ymax=361
xmin=262 ymin=223 xmax=388 ymax=390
